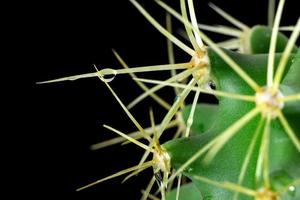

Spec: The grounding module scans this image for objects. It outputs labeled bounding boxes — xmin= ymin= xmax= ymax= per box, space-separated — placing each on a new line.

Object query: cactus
xmin=37 ymin=0 xmax=300 ymax=199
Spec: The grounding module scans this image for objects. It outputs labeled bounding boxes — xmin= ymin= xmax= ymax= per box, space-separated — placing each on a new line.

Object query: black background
xmin=31 ymin=0 xmax=299 ymax=199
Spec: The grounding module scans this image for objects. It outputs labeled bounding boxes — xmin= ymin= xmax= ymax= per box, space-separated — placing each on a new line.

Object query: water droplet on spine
xmin=99 ymin=68 xmax=117 ymax=83
xmin=69 ymin=77 xmax=79 ymax=81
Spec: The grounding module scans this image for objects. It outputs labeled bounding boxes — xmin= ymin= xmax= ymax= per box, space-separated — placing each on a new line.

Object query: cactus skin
xmin=249 ymin=25 xmax=298 ymax=54
xmin=182 ymin=103 xmax=219 ymax=135
xmin=166 ymin=183 xmax=202 ymax=200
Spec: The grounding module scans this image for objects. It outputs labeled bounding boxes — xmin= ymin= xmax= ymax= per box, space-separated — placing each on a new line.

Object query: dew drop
xmin=69 ymin=77 xmax=79 ymax=81
xmin=208 ymin=80 xmax=216 ymax=90
xmin=99 ymin=68 xmax=117 ymax=82
xmin=287 ymin=185 xmax=296 ymax=197
xmin=270 ymin=170 xmax=296 ymax=197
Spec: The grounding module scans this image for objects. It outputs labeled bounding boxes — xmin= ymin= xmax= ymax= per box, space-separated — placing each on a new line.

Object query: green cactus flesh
xmin=249 ymin=25 xmax=298 ymax=54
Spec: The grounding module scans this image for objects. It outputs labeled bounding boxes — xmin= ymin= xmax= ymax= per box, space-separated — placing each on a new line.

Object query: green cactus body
xmin=164 ymin=49 xmax=300 ymax=199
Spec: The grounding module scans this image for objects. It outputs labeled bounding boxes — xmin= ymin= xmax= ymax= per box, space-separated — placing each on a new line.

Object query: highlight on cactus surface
xmin=37 ymin=0 xmax=299 ymax=199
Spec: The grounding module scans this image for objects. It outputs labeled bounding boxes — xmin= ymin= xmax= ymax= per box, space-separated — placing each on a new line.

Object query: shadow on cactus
xmin=37 ymin=0 xmax=300 ymax=199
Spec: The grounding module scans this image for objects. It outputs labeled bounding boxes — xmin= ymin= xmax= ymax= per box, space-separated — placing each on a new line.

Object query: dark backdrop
xmin=32 ymin=0 xmax=299 ymax=199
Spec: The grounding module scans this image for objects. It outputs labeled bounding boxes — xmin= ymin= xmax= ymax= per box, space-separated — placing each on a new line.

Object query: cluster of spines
xmin=37 ymin=0 xmax=300 ymax=199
